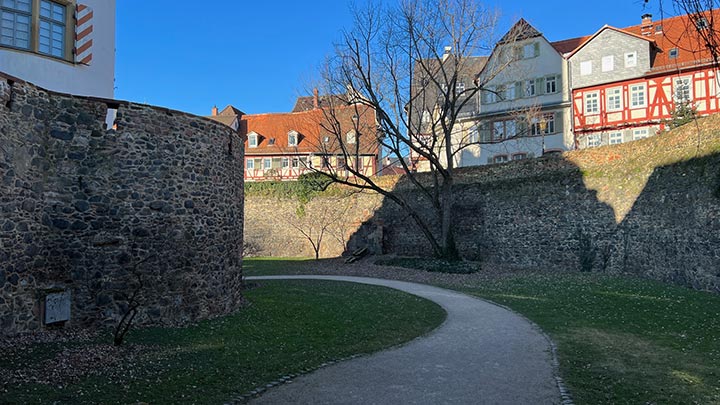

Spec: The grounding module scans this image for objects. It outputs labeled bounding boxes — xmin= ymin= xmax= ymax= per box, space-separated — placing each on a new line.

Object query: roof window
xmin=669 ymin=48 xmax=679 ymax=59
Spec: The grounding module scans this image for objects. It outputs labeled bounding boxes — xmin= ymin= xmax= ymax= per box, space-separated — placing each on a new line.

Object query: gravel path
xmin=245 ymin=275 xmax=560 ymax=405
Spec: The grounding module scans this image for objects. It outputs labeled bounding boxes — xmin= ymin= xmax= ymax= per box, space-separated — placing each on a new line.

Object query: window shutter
xmin=533 ymin=42 xmax=540 ymax=57
xmin=514 ymin=82 xmax=522 ymax=99
xmin=517 ymin=120 xmax=528 ymax=137
xmin=554 ymin=112 xmax=563 ymax=134
xmin=535 ymin=78 xmax=545 ymax=95
xmin=479 ymin=123 xmax=492 ymax=142
xmin=74 ymin=4 xmax=94 ymax=65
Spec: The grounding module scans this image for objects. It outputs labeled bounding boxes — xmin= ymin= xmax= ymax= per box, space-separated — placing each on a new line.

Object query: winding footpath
xmin=244 ymin=275 xmax=563 ymax=404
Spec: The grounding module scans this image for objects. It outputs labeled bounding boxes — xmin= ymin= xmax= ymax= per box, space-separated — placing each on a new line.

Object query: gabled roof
xmin=550 ymin=36 xmax=590 ymax=55
xmin=240 ymin=103 xmax=379 ymax=156
xmin=566 ymin=25 xmax=656 ymax=59
xmin=219 ymin=105 xmax=244 ymax=116
xmin=292 ymin=94 xmax=352 ymax=112
xmin=498 ymin=18 xmax=542 ymax=44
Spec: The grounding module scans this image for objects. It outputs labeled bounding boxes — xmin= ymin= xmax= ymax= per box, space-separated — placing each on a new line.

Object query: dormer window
xmin=346 ymin=130 xmax=357 ymax=144
xmin=322 ymin=136 xmax=330 ymax=144
xmin=669 ymin=48 xmax=679 ymax=59
xmin=268 ymin=138 xmax=276 ymax=146
xmin=288 ymin=130 xmax=298 ymax=147
xmin=696 ymin=17 xmax=709 ymax=30
xmin=248 ymin=132 xmax=258 ymax=148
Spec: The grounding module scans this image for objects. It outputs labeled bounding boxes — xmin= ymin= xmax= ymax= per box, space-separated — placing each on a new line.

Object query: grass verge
xmin=0 ymin=279 xmax=445 ymax=404
xmin=244 ymin=258 xmax=720 ymax=404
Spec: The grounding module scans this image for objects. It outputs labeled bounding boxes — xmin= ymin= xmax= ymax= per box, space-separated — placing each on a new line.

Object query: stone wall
xmin=245 ymin=117 xmax=720 ymax=293
xmin=0 ymin=73 xmax=245 ymax=336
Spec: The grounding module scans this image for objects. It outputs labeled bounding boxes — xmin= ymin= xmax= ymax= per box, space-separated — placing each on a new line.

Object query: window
xmin=1 ymin=0 xmax=72 ymax=59
xmin=482 ymin=89 xmax=496 ymax=104
xmin=281 ymin=157 xmax=289 ymax=169
xmin=633 ymin=128 xmax=649 ymax=140
xmin=248 ymin=132 xmax=258 ymax=148
xmin=625 ymin=52 xmax=637 ymax=68
xmin=346 ymin=130 xmax=356 ymax=144
xmin=525 ymin=79 xmax=535 ymax=97
xmin=545 ymin=76 xmax=557 ymax=94
xmin=263 ymin=158 xmax=271 ymax=170
xmin=456 ymin=82 xmax=465 ymax=94
xmin=505 ymin=120 xmax=516 ymax=138
xmin=607 ymin=87 xmax=622 ymax=111
xmin=288 ymin=131 xmax=298 ymax=146
xmin=493 ymin=121 xmax=504 ymax=141
xmin=337 ymin=157 xmax=347 ymax=169
xmin=609 ymin=132 xmax=623 ymax=145
xmin=697 ymin=17 xmax=709 ymax=30
xmin=587 ymin=134 xmax=601 ymax=147
xmin=357 ymin=157 xmax=364 ymax=171
xmin=674 ymin=77 xmax=692 ymax=103
xmin=669 ymin=48 xmax=679 ymax=59
xmin=523 ymin=42 xmax=539 ymax=59
xmin=493 ymin=155 xmax=508 ymax=164
xmin=291 ymin=157 xmax=300 ymax=169
xmin=580 ymin=61 xmax=592 ymax=76
xmin=268 ymin=138 xmax=276 ymax=146
xmin=585 ymin=92 xmax=599 ymax=114
xmin=505 ymin=84 xmax=516 ymax=100
xmin=512 ymin=153 xmax=528 ymax=160
xmin=246 ymin=159 xmax=255 ymax=169
xmin=531 ymin=113 xmax=555 ymax=136
xmin=321 ymin=156 xmax=330 ymax=168
xmin=601 ymin=55 xmax=614 ymax=72
xmin=421 ymin=110 xmax=431 ymax=124
xmin=468 ymin=126 xmax=479 ymax=143
xmin=322 ymin=136 xmax=330 ymax=144
xmin=630 ymin=84 xmax=646 ymax=108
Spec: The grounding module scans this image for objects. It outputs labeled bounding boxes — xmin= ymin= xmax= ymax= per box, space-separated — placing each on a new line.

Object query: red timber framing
xmin=244 ymin=154 xmax=378 ymax=182
xmin=573 ymin=66 xmax=720 ymax=142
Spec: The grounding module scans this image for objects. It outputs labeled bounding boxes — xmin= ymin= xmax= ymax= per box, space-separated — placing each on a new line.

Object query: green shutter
xmin=554 ymin=111 xmax=563 ymax=134
xmin=517 ymin=120 xmax=528 ymax=137
xmin=479 ymin=122 xmax=492 ymax=142
xmin=533 ymin=42 xmax=540 ymax=57
xmin=536 ymin=78 xmax=545 ymax=95
xmin=515 ymin=82 xmax=522 ymax=99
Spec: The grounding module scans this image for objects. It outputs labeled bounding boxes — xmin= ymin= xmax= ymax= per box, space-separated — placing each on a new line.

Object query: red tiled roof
xmin=551 ymin=35 xmax=591 ymax=55
xmin=240 ymin=103 xmax=379 ymax=156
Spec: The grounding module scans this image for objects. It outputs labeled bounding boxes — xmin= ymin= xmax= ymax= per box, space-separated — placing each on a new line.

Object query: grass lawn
xmin=0 ymin=279 xmax=445 ymax=404
xmin=245 ymin=258 xmax=720 ymax=404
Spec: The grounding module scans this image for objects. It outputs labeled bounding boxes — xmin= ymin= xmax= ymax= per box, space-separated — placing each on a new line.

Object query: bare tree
xmin=306 ymin=0 xmax=520 ymax=260
xmin=286 ymin=197 xmax=352 ymax=260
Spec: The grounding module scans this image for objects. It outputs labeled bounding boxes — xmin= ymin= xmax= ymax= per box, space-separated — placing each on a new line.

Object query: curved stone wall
xmin=0 ymin=73 xmax=244 ymax=336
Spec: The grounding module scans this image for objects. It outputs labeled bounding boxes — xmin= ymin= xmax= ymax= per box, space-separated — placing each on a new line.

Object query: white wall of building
xmin=0 ymin=0 xmax=115 ymax=98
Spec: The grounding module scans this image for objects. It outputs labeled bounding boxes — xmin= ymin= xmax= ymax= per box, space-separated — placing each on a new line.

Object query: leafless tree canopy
xmin=310 ymin=0 xmax=519 ymax=259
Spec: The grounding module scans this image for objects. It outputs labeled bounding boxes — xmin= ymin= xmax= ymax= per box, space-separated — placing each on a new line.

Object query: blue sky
xmin=115 ymin=0 xmax=662 ymax=116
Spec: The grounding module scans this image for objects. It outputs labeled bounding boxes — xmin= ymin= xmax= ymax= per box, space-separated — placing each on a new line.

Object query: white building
xmin=0 ymin=0 xmax=115 ymax=98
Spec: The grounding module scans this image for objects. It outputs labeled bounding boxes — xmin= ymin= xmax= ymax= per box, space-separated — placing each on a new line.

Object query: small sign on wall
xmin=45 ymin=291 xmax=71 ymax=325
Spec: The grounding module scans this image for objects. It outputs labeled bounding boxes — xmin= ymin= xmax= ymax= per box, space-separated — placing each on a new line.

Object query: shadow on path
xmin=244 ymin=275 xmax=562 ymax=405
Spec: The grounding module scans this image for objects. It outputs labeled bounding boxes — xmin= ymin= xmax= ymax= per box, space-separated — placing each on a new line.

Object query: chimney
xmin=211 ymin=105 xmax=218 ymax=116
xmin=313 ymin=88 xmax=319 ymax=109
xmin=641 ymin=14 xmax=653 ymax=35
xmin=442 ymin=46 xmax=452 ymax=62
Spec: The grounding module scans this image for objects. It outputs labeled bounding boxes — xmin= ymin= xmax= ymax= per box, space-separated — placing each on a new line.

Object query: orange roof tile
xmin=240 ymin=104 xmax=379 ymax=156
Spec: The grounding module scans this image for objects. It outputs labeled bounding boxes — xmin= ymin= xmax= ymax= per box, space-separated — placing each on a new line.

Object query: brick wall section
xmin=246 ymin=117 xmax=720 ymax=293
xmin=0 ymin=75 xmax=245 ymax=336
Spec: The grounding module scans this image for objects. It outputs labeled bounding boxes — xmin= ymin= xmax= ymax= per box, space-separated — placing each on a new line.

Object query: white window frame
xmin=673 ymin=76 xmax=692 ymax=103
xmin=493 ymin=155 xmax=508 ymax=164
xmin=492 ymin=121 xmax=504 ymax=141
xmin=525 ymin=79 xmax=535 ymax=97
xmin=584 ymin=92 xmax=599 ymax=115
xmin=468 ymin=126 xmax=479 ymax=143
xmin=633 ymin=128 xmax=649 ymax=140
xmin=587 ymin=134 xmax=602 ymax=147
xmin=630 ymin=84 xmax=646 ymax=108
xmin=281 ymin=157 xmax=289 ymax=169
xmin=505 ymin=120 xmax=517 ymax=138
xmin=346 ymin=130 xmax=357 ymax=144
xmin=291 ymin=157 xmax=300 ymax=169
xmin=580 ymin=61 xmax=592 ymax=76
xmin=456 ymin=82 xmax=465 ymax=94
xmin=624 ymin=52 xmax=637 ymax=68
xmin=609 ymin=132 xmax=623 ymax=145
xmin=545 ymin=76 xmax=557 ymax=94
xmin=248 ymin=132 xmax=258 ymax=148
xmin=512 ymin=153 xmax=528 ymax=160
xmin=263 ymin=158 xmax=271 ymax=170
xmin=246 ymin=159 xmax=255 ymax=169
xmin=601 ymin=55 xmax=614 ymax=72
xmin=523 ymin=42 xmax=538 ymax=59
xmin=288 ymin=131 xmax=298 ymax=147
xmin=606 ymin=87 xmax=622 ymax=111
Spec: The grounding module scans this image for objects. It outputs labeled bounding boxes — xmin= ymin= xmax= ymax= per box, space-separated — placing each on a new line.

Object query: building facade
xmin=229 ymin=92 xmax=380 ymax=182
xmin=569 ymin=13 xmax=720 ymax=148
xmin=0 ymin=0 xmax=115 ymax=98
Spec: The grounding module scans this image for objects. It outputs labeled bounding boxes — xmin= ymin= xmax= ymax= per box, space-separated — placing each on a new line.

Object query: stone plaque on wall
xmin=44 ymin=291 xmax=71 ymax=324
